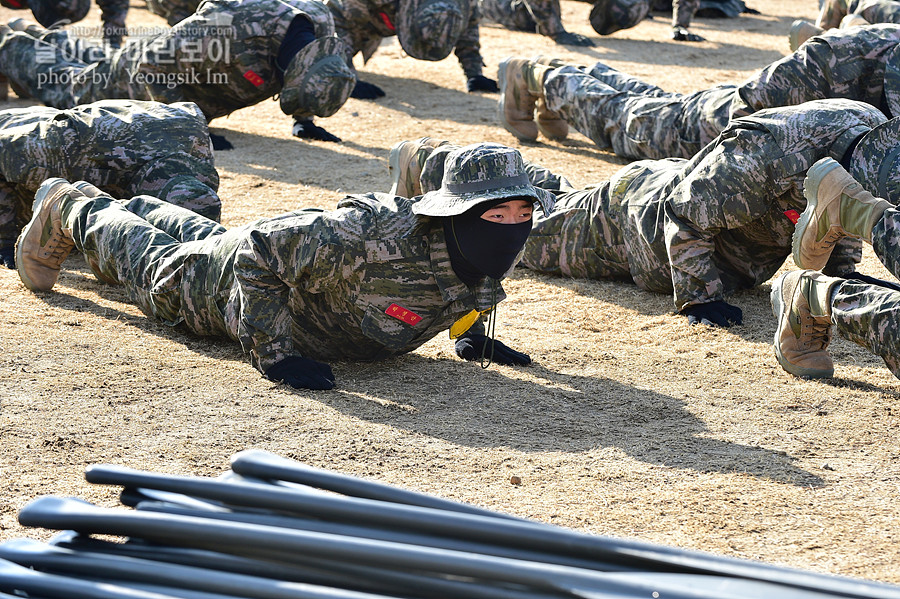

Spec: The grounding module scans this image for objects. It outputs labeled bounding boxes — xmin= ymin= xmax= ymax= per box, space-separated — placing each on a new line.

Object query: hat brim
xmin=850 ymin=117 xmax=900 ymax=200
xmin=412 ymin=184 xmax=555 ymax=217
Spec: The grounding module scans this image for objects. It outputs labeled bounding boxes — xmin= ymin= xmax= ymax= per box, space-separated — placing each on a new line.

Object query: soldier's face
xmin=479 ymin=199 xmax=534 ymax=225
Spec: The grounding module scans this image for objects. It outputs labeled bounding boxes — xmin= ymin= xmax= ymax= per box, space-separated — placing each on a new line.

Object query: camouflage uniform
xmin=61 ymin=191 xmax=502 ymax=373
xmin=541 ymin=24 xmax=900 ymax=160
xmin=0 ymin=99 xmax=219 ymax=253
xmin=518 ymin=99 xmax=886 ymax=311
xmin=478 ymin=0 xmax=567 ymax=39
xmin=587 ymin=0 xmax=700 ymax=36
xmin=324 ymin=0 xmax=486 ymax=79
xmin=818 ymin=0 xmax=900 ymax=29
xmin=144 ymin=0 xmax=202 ymax=26
xmin=14 ymin=0 xmax=128 ymax=45
xmin=832 ymin=207 xmax=900 ymax=376
xmin=0 ymin=0 xmax=345 ymax=120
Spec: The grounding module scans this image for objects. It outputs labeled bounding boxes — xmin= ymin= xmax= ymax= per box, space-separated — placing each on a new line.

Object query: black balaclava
xmin=442 ymin=198 xmax=532 ymax=286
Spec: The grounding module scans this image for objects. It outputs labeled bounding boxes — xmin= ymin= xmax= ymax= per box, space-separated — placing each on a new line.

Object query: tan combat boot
xmin=771 ymin=269 xmax=843 ymax=379
xmin=530 ymin=56 xmax=568 ymax=141
xmin=788 ymin=20 xmax=824 ymax=51
xmin=15 ymin=178 xmax=82 ymax=292
xmin=388 ymin=138 xmax=451 ymax=198
xmin=794 ymin=157 xmax=893 ymax=270
xmin=498 ymin=57 xmax=551 ymax=141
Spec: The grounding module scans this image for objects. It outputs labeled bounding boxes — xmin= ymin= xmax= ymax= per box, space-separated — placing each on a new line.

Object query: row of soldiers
xmin=2 ymin=11 xmax=900 ymax=387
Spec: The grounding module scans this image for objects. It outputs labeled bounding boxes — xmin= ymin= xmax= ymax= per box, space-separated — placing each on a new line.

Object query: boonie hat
xmin=280 ymin=36 xmax=355 ymax=119
xmin=412 ymin=143 xmax=555 ymax=217
xmin=397 ymin=0 xmax=467 ymax=61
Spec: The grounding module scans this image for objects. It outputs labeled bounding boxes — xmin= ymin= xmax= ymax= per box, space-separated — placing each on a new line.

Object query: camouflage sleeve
xmin=663 ymin=129 xmax=791 ymax=310
xmin=232 ymin=215 xmax=344 ymax=373
xmin=454 ymin=2 xmax=484 ymax=79
xmin=0 ymin=181 xmax=20 ymax=249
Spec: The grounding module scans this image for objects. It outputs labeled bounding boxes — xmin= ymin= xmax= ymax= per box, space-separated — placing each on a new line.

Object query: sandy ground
xmin=3 ymin=0 xmax=900 ymax=588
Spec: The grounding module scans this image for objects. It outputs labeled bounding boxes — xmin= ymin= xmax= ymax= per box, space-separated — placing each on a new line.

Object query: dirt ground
xmin=3 ymin=0 xmax=900 ymax=588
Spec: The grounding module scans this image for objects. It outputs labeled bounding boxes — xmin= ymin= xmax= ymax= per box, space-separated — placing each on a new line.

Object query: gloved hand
xmin=682 ymin=300 xmax=743 ymax=327
xmin=846 ymin=271 xmax=900 ymax=293
xmin=351 ymin=80 xmax=386 ymax=99
xmin=265 ymin=356 xmax=336 ymax=390
xmin=292 ymin=119 xmax=342 ymax=142
xmin=551 ymin=31 xmax=595 ymax=46
xmin=466 ymin=75 xmax=499 ymax=93
xmin=0 ymin=246 xmax=14 ymax=269
xmin=671 ymin=27 xmax=704 ymax=42
xmin=455 ymin=333 xmax=532 ymax=365
xmin=209 ymin=133 xmax=234 ymax=151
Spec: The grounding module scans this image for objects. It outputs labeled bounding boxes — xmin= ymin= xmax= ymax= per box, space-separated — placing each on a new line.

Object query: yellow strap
xmin=449 ymin=309 xmax=484 ymax=339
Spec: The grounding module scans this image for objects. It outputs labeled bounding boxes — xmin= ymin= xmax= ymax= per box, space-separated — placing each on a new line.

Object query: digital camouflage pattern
xmin=589 ymin=0 xmax=698 ymax=35
xmin=145 ymin=0 xmax=202 ymax=25
xmin=478 ymin=0 xmax=567 ymax=38
xmin=24 ymin=0 xmax=128 ymax=45
xmin=830 ymin=207 xmax=900 ymax=377
xmin=0 ymin=0 xmax=348 ymax=120
xmin=544 ymin=63 xmax=738 ymax=160
xmin=324 ymin=0 xmax=485 ymax=78
xmin=61 ymin=191 xmax=502 ymax=373
xmin=279 ymin=36 xmax=355 ymax=119
xmin=520 ymin=99 xmax=888 ymax=311
xmin=817 ymin=0 xmax=900 ymax=29
xmin=0 ymin=99 xmax=219 ymax=251
xmin=539 ymin=25 xmax=900 ymax=161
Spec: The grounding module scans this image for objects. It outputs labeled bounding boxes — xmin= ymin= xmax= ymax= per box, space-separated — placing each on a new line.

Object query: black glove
xmin=292 ymin=119 xmax=342 ymax=142
xmin=551 ymin=31 xmax=595 ymax=46
xmin=350 ymin=80 xmax=386 ymax=99
xmin=682 ymin=300 xmax=743 ymax=327
xmin=454 ymin=333 xmax=532 ymax=366
xmin=0 ymin=246 xmax=14 ymax=269
xmin=466 ymin=75 xmax=499 ymax=93
xmin=265 ymin=356 xmax=336 ymax=390
xmin=671 ymin=27 xmax=704 ymax=42
xmin=209 ymin=133 xmax=234 ymax=151
xmin=846 ymin=271 xmax=900 ymax=293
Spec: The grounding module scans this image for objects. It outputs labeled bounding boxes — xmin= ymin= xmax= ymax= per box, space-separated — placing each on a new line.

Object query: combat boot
xmin=388 ymin=138 xmax=450 ymax=198
xmin=771 ymin=269 xmax=842 ymax=379
xmin=529 ymin=57 xmax=568 ymax=141
xmin=839 ymin=13 xmax=869 ymax=28
xmin=72 ymin=180 xmax=107 ymax=198
xmin=788 ymin=20 xmax=823 ymax=51
xmin=498 ymin=57 xmax=550 ymax=141
xmin=15 ymin=178 xmax=83 ymax=292
xmin=794 ymin=157 xmax=893 ymax=270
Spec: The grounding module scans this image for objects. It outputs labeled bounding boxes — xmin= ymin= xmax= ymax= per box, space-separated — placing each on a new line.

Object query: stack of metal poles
xmin=0 ymin=449 xmax=898 ymax=599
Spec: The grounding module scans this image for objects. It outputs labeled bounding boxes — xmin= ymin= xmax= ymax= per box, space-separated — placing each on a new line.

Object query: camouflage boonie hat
xmin=397 ymin=0 xmax=467 ymax=61
xmin=30 ymin=0 xmax=90 ymax=27
xmin=280 ymin=37 xmax=356 ymax=119
xmin=412 ymin=143 xmax=555 ymax=217
xmin=589 ymin=0 xmax=650 ymax=35
xmin=883 ymin=45 xmax=900 ymax=120
xmin=850 ymin=117 xmax=900 ymax=202
xmin=158 ymin=176 xmax=222 ymax=221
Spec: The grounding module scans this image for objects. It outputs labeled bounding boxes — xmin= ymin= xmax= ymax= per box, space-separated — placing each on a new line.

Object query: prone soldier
xmin=0 ymin=99 xmax=220 ymax=269
xmin=0 ymin=0 xmax=127 ymax=46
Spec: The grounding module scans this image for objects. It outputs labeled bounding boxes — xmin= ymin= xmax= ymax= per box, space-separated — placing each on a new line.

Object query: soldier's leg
xmin=60 ymin=187 xmax=194 ymax=322
xmin=871 ymin=207 xmax=900 ymax=280
xmin=95 ymin=0 xmax=129 ymax=47
xmin=479 ymin=0 xmax=540 ymax=32
xmin=671 ymin=0 xmax=700 ymax=29
xmin=544 ymin=65 xmax=730 ymax=159
xmin=830 ymin=280 xmax=900 ymax=377
xmin=120 ymin=194 xmax=226 ymax=243
xmin=585 ymin=62 xmax=673 ymax=97
xmin=853 ymin=0 xmax=900 ymax=25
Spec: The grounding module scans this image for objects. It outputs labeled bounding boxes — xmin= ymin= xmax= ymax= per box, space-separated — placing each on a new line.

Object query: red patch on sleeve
xmin=385 ymin=303 xmax=422 ymax=326
xmin=784 ymin=209 xmax=801 ymax=224
xmin=243 ymin=70 xmax=264 ymax=87
xmin=378 ymin=12 xmax=396 ymax=31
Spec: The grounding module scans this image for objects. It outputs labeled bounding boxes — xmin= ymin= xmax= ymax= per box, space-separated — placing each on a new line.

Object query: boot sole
xmin=793 ymin=158 xmax=842 ymax=269
xmin=770 ymin=274 xmax=834 ymax=379
xmin=497 ymin=58 xmax=537 ymax=142
xmin=15 ymin=178 xmax=70 ymax=292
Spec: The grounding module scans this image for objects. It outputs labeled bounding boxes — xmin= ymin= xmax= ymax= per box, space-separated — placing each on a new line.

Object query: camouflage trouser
xmin=145 ymin=0 xmax=200 ymax=25
xmin=828 ymin=207 xmax=900 ymax=377
xmin=65 ymin=193 xmax=226 ymax=326
xmin=656 ymin=0 xmax=701 ymax=28
xmin=478 ymin=0 xmax=565 ymax=37
xmin=543 ymin=62 xmax=738 ymax=160
xmin=0 ymin=181 xmax=31 ymax=249
xmin=0 ymin=28 xmax=157 ymax=108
